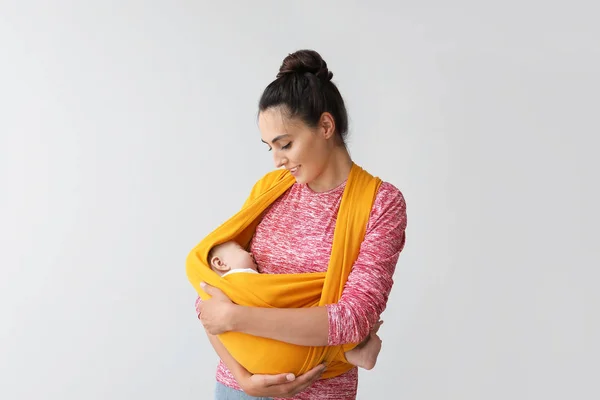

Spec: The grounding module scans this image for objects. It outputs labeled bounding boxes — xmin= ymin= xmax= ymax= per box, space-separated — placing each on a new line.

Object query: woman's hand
xmin=238 ymin=364 xmax=327 ymax=398
xmin=354 ymin=320 xmax=383 ymax=349
xmin=197 ymin=282 xmax=237 ymax=335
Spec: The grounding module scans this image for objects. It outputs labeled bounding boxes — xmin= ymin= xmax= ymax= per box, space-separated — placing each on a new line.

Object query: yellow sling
xmin=186 ymin=163 xmax=382 ymax=379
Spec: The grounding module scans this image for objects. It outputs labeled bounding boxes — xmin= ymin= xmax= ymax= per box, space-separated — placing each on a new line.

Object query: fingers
xmin=294 ymin=364 xmax=326 ymax=385
xmin=285 ymin=364 xmax=326 ymax=395
xmin=200 ymin=282 xmax=213 ymax=295
xmin=371 ymin=320 xmax=383 ymax=335
xmin=260 ymin=373 xmax=296 ymax=387
xmin=251 ymin=364 xmax=325 ymax=398
xmin=200 ymin=282 xmax=229 ymax=301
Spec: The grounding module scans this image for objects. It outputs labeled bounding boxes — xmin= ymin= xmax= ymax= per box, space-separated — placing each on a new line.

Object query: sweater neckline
xmin=300 ymin=179 xmax=348 ymax=196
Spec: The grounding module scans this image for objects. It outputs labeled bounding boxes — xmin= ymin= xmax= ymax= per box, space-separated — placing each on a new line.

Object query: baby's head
xmin=207 ymin=241 xmax=258 ymax=276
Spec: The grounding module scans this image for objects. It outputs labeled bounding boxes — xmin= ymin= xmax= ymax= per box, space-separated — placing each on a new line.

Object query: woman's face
xmin=258 ymin=107 xmax=333 ymax=185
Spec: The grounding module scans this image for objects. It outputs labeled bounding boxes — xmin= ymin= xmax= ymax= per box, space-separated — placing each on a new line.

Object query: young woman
xmin=196 ymin=49 xmax=407 ymax=400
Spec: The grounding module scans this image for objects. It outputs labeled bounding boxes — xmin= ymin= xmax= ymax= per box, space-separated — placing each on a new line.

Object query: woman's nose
xmin=274 ymin=152 xmax=287 ymax=168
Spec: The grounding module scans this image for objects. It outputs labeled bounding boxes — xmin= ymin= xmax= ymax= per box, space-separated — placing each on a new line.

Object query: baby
xmin=208 ymin=240 xmax=383 ymax=370
xmin=208 ymin=241 xmax=260 ymax=277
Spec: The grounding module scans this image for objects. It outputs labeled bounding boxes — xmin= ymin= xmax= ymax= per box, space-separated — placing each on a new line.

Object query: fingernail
xmin=200 ymin=282 xmax=206 ymax=289
xmin=286 ymin=373 xmax=295 ymax=381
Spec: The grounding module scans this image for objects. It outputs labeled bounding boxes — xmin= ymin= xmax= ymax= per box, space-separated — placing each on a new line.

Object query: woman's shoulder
xmin=358 ymin=164 xmax=405 ymax=209
xmin=375 ymin=181 xmax=406 ymax=209
xmin=367 ymin=180 xmax=407 ymax=229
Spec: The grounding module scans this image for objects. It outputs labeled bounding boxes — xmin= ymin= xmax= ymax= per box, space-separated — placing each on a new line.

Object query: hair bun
xmin=277 ymin=49 xmax=333 ymax=82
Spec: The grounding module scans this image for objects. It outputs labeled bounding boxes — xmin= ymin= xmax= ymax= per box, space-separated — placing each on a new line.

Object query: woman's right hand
xmin=238 ymin=364 xmax=326 ymax=398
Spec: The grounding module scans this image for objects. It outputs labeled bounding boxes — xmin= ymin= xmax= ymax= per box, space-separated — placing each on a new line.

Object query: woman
xmin=196 ymin=49 xmax=407 ymax=400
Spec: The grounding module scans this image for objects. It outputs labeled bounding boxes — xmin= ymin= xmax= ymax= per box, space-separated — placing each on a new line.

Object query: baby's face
xmin=215 ymin=242 xmax=257 ymax=272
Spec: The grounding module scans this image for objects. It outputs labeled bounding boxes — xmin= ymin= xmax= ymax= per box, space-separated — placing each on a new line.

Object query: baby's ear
xmin=211 ymin=256 xmax=230 ymax=273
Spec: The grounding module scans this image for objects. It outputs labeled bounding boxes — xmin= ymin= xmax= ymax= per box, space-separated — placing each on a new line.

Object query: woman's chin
xmin=293 ymin=175 xmax=306 ymax=184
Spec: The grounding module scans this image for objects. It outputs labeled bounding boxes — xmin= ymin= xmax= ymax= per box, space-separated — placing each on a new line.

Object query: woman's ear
xmin=319 ymin=112 xmax=336 ymax=140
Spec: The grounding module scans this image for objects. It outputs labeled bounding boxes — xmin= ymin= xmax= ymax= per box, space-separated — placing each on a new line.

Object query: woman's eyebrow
xmin=261 ymin=134 xmax=290 ymax=145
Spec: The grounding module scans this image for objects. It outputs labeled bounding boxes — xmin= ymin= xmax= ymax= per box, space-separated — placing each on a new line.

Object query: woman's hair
xmin=258 ymin=49 xmax=349 ymax=145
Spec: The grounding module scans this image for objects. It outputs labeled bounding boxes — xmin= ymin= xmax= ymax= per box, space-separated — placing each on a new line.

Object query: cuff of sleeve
xmin=326 ymin=303 xmax=343 ymax=346
xmin=195 ymin=296 xmax=202 ymax=317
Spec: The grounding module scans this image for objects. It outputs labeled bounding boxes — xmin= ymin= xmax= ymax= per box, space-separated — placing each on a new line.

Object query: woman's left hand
xmin=197 ymin=282 xmax=237 ymax=335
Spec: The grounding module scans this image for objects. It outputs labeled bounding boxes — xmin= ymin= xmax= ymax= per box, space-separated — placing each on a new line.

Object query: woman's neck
xmin=307 ymin=146 xmax=353 ymax=193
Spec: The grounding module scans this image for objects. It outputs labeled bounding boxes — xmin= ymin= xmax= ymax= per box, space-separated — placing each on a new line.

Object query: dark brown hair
xmin=258 ymin=50 xmax=349 ymax=145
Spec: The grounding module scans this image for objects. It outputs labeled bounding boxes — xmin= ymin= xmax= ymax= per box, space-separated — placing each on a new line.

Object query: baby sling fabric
xmin=186 ymin=163 xmax=382 ymax=379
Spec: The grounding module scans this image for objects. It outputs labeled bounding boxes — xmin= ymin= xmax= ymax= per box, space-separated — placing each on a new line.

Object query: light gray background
xmin=1 ymin=1 xmax=598 ymax=399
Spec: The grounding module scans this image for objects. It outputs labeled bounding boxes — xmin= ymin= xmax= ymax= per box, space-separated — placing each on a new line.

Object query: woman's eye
xmin=281 ymin=143 xmax=292 ymax=150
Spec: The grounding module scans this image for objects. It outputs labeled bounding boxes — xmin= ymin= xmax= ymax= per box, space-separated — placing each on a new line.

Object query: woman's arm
xmin=198 ymin=298 xmax=327 ymax=397
xmin=206 ymin=333 xmax=326 ymax=397
xmin=199 ymin=287 xmax=329 ymax=346
xmin=206 ymin=332 xmax=252 ymax=383
xmin=223 ymin=184 xmax=407 ymax=346
xmin=231 ymin=305 xmax=329 ymax=346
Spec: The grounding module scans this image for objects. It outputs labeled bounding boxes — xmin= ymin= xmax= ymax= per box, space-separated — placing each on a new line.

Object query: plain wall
xmin=1 ymin=1 xmax=598 ymax=399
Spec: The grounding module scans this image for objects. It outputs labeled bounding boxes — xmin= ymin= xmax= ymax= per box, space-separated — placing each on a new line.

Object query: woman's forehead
xmin=259 ymin=110 xmax=307 ymax=142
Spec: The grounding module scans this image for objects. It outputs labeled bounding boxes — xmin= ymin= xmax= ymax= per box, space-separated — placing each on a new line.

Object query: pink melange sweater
xmin=196 ymin=178 xmax=407 ymax=399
